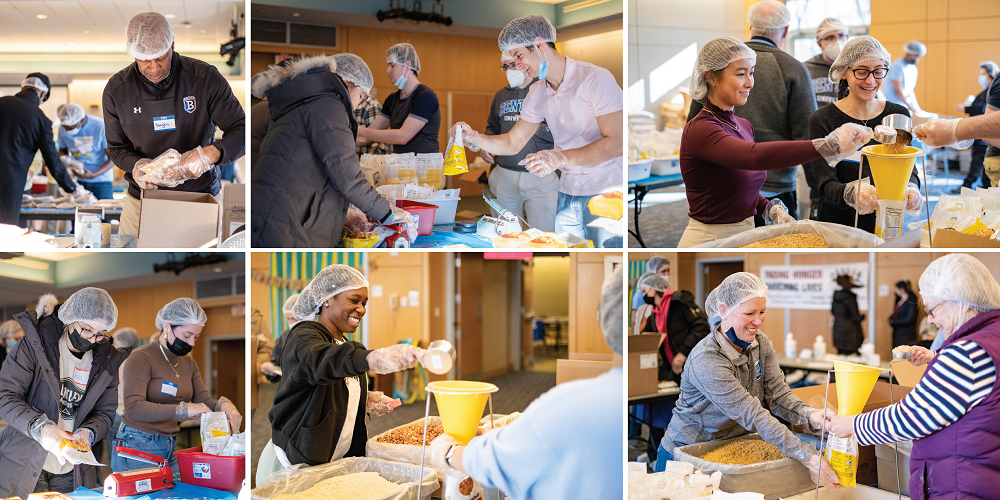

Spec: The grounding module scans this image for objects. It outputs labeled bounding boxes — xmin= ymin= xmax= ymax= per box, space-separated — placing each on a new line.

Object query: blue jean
xmin=218 ymin=163 xmax=235 ymax=182
xmin=654 ymin=443 xmax=674 ymax=472
xmin=111 ymin=424 xmax=180 ymax=477
xmin=554 ymin=192 xmax=622 ymax=248
xmin=78 ymin=180 xmax=114 ymax=200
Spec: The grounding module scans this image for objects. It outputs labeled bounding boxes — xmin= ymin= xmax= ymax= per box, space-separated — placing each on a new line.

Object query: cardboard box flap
xmin=556 ymin=359 xmax=612 ymax=385
xmin=138 ymin=189 xmax=220 ymax=248
xmin=889 ymin=360 xmax=927 ymax=388
xmin=629 ymin=333 xmax=662 ymax=352
xmin=791 ymin=381 xmax=913 ymax=414
xmin=568 ymin=352 xmax=612 ymax=362
xmin=931 ymin=229 xmax=1000 ymax=248
xmin=141 ymin=189 xmax=217 ymax=204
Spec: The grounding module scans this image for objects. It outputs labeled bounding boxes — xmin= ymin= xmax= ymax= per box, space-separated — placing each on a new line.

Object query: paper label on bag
xmin=640 ymin=353 xmax=657 ymax=369
xmin=875 ymin=199 xmax=906 ymax=241
xmin=825 ymin=434 xmax=859 ymax=487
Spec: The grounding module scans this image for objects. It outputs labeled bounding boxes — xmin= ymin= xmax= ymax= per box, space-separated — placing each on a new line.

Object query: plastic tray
xmin=650 ymin=156 xmax=680 ymax=176
xmin=628 ymin=160 xmax=652 ymax=182
xmin=422 ymin=198 xmax=460 ymax=225
xmin=396 ymin=200 xmax=438 ymax=236
xmin=175 ymin=446 xmax=245 ymax=492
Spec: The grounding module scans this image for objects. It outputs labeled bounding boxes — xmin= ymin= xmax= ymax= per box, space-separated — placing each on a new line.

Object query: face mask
xmin=505 ymin=69 xmax=526 ymax=87
xmin=724 ymin=326 xmax=753 ymax=350
xmin=823 ymin=40 xmax=845 ymax=61
xmin=904 ymin=57 xmax=916 ymax=65
xmin=6 ymin=339 xmax=17 ymax=350
xmin=166 ymin=329 xmax=193 ymax=356
xmin=643 ymin=294 xmax=656 ymax=305
xmin=980 ymin=75 xmax=990 ymax=87
xmin=69 ymin=327 xmax=98 ymax=353
xmin=64 ymin=126 xmax=81 ymax=136
xmin=535 ymin=44 xmax=549 ymax=80
xmin=392 ymin=62 xmax=410 ymax=90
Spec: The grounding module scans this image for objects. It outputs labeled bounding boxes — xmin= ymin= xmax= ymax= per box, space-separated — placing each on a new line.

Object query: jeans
xmin=754 ymin=190 xmax=798 ymax=226
xmin=219 ymin=163 xmax=235 ymax=182
xmin=554 ymin=192 xmax=622 ymax=248
xmin=654 ymin=443 xmax=674 ymax=472
xmin=33 ymin=470 xmax=75 ymax=493
xmin=78 ymin=180 xmax=114 ymax=200
xmin=111 ymin=424 xmax=180 ymax=477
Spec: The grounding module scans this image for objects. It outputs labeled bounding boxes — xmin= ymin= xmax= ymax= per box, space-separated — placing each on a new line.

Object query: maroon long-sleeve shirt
xmin=680 ymin=101 xmax=822 ymax=224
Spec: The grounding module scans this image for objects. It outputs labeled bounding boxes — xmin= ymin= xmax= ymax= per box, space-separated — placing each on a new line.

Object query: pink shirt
xmin=520 ymin=57 xmax=623 ymax=196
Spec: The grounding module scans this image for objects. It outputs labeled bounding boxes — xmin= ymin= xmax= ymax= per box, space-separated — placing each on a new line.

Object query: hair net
xmin=647 ymin=256 xmax=670 ymax=274
xmin=981 ymin=61 xmax=1000 ymax=80
xmin=155 ymin=298 xmax=207 ymax=329
xmin=293 ymin=265 xmax=369 ymax=322
xmin=599 ymin=266 xmax=623 ymax=357
xmin=705 ymin=272 xmax=769 ymax=320
xmin=690 ymin=37 xmax=757 ymax=102
xmin=113 ymin=327 xmax=139 ymax=349
xmin=282 ymin=293 xmax=300 ymax=316
xmin=498 ymin=15 xmax=557 ymax=52
xmin=21 ymin=75 xmax=49 ymax=94
xmin=387 ymin=43 xmax=421 ymax=74
xmin=333 ymin=53 xmax=374 ymax=93
xmin=637 ymin=273 xmax=670 ymax=293
xmin=126 ymin=12 xmax=175 ymax=60
xmin=829 ymin=35 xmax=891 ymax=84
xmin=816 ymin=17 xmax=849 ymax=40
xmin=918 ymin=254 xmax=1000 ymax=312
xmin=59 ymin=103 xmax=85 ymax=127
xmin=0 ymin=320 xmax=23 ymax=340
xmin=904 ymin=40 xmax=927 ymax=56
xmin=58 ymin=287 xmax=118 ymax=332
xmin=747 ymin=0 xmax=791 ymax=29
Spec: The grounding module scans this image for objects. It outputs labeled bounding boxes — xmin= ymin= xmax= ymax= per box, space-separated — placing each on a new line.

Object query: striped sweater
xmin=854 ymin=340 xmax=997 ymax=445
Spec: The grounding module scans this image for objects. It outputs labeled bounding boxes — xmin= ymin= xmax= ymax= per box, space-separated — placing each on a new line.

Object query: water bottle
xmin=785 ymin=332 xmax=798 ymax=358
xmin=813 ymin=335 xmax=827 ymax=360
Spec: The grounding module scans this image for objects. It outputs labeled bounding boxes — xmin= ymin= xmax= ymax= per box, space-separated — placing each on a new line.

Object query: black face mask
xmin=643 ymin=294 xmax=656 ymax=305
xmin=165 ymin=330 xmax=193 ymax=356
xmin=69 ymin=328 xmax=98 ymax=353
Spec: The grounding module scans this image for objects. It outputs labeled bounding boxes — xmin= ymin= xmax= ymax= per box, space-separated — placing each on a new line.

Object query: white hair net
xmin=981 ymin=61 xmax=999 ymax=80
xmin=599 ymin=266 xmax=623 ymax=357
xmin=904 ymin=40 xmax=927 ymax=56
xmin=21 ymin=76 xmax=48 ymax=94
xmin=747 ymin=0 xmax=791 ymax=29
xmin=59 ymin=103 xmax=85 ymax=127
xmin=690 ymin=37 xmax=757 ymax=102
xmin=829 ymin=35 xmax=891 ymax=84
xmin=646 ymin=256 xmax=669 ymax=274
xmin=498 ymin=15 xmax=557 ymax=52
xmin=293 ymin=265 xmax=369 ymax=322
xmin=333 ymin=53 xmax=374 ymax=93
xmin=918 ymin=254 xmax=1000 ymax=312
xmin=58 ymin=287 xmax=118 ymax=332
xmin=155 ymin=298 xmax=207 ymax=329
xmin=387 ymin=43 xmax=421 ymax=74
xmin=126 ymin=12 xmax=175 ymax=60
xmin=705 ymin=272 xmax=769 ymax=320
xmin=816 ymin=17 xmax=849 ymax=41
xmin=282 ymin=293 xmax=300 ymax=316
xmin=638 ymin=273 xmax=669 ymax=293
xmin=113 ymin=327 xmax=139 ymax=349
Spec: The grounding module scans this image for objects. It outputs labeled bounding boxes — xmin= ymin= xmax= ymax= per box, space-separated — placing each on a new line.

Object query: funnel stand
xmin=418 ymin=392 xmax=432 ymax=500
xmin=920 ymin=154 xmax=933 ymax=247
xmin=855 ymin=161 xmax=863 ymax=229
xmin=889 ymin=368 xmax=902 ymax=500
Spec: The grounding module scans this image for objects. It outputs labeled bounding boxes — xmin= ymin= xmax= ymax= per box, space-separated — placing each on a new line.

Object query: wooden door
xmin=212 ymin=338 xmax=245 ymax=432
xmin=456 ymin=254 xmax=483 ymax=379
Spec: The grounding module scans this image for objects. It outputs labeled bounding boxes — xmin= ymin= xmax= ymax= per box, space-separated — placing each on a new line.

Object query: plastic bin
xmin=422 ymin=198 xmax=460 ymax=225
xmin=251 ymin=457 xmax=438 ymax=500
xmin=628 ymin=159 xmax=652 ymax=182
xmin=875 ymin=440 xmax=912 ymax=495
xmin=395 ymin=200 xmax=438 ymax=236
xmin=175 ymin=447 xmax=245 ymax=492
xmin=651 ymin=155 xmax=680 ymax=176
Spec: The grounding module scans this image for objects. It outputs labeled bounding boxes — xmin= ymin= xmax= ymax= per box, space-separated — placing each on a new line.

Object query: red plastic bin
xmin=174 ymin=447 xmax=245 ymax=492
xmin=395 ymin=200 xmax=438 ymax=236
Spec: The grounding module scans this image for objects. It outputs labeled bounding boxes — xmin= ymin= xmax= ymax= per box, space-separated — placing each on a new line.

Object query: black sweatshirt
xmin=103 ymin=52 xmax=245 ymax=199
xmin=485 ymin=80 xmax=554 ymax=172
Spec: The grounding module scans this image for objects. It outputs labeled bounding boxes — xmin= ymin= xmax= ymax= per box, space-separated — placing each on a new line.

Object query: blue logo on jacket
xmin=755 ymin=361 xmax=762 ymax=380
xmin=183 ymin=96 xmax=196 ymax=113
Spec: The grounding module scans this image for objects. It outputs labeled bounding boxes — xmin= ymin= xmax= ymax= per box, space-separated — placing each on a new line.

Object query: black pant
xmin=754 ymin=190 xmax=798 ymax=227
xmin=961 ymin=142 xmax=990 ymax=188
xmin=34 ymin=470 xmax=75 ymax=493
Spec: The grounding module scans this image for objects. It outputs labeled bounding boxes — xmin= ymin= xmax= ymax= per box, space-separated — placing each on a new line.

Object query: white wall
xmin=561 ymin=29 xmax=625 ymax=88
xmin=628 ymin=0 xmax=747 ymax=128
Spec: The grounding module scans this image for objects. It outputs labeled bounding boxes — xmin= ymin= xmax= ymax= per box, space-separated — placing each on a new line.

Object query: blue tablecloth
xmin=70 ymin=482 xmax=237 ymax=500
xmin=411 ymin=224 xmax=493 ymax=248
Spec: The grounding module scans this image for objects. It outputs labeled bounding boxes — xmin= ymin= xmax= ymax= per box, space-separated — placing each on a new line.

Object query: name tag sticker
xmin=72 ymin=366 xmax=90 ymax=386
xmin=153 ymin=115 xmax=176 ymax=132
xmin=161 ymin=380 xmax=178 ymax=397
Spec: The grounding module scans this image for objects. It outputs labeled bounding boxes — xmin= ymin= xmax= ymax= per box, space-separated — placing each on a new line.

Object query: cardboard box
xmin=875 ymin=440 xmax=911 ymax=495
xmin=931 ymin=228 xmax=1000 ymax=248
xmin=791 ymin=382 xmax=913 ymax=486
xmin=889 ymin=360 xmax=927 ymax=388
xmin=555 ymin=359 xmax=612 ymax=385
xmin=218 ymin=183 xmax=245 ymax=243
xmin=784 ymin=484 xmax=910 ymax=499
xmin=628 ymin=334 xmax=662 ymax=397
xmin=569 ymin=352 xmax=613 ymax=362
xmin=137 ymin=190 xmax=220 ymax=248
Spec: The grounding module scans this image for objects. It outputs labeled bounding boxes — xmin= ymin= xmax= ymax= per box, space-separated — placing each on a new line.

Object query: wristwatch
xmin=444 ymin=445 xmax=458 ymax=468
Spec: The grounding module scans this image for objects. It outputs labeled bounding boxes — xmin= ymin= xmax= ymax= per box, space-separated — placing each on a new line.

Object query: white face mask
xmin=824 ymin=40 xmax=846 ymax=61
xmin=980 ymin=74 xmax=990 ymax=87
xmin=505 ymin=69 xmax=526 ymax=87
xmin=64 ymin=125 xmax=81 ymax=136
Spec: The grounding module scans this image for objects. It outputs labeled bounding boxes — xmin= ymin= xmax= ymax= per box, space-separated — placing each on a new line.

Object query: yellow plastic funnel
xmin=861 ymin=145 xmax=922 ymax=201
xmin=832 ymin=360 xmax=883 ymax=416
xmin=427 ymin=381 xmax=498 ymax=445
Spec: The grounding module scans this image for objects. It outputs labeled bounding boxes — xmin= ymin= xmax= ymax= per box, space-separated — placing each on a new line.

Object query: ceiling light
xmin=181 ymin=21 xmax=192 ymax=28
xmin=83 ymin=30 xmax=90 ymax=34
xmin=563 ymin=0 xmax=611 ymax=12
xmin=165 ymin=14 xmax=176 ymax=19
xmin=292 ymin=12 xmax=301 ymax=17
xmin=36 ymin=14 xmax=47 ymax=19
xmin=201 ymin=30 xmax=206 ymax=33
xmin=8 ymin=258 xmax=50 ymax=270
xmin=67 ymin=42 xmax=75 ymax=45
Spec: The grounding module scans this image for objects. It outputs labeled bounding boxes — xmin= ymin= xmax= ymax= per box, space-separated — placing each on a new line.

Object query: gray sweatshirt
xmin=486 ymin=81 xmax=554 ymax=172
xmin=662 ymin=328 xmax=818 ymax=464
xmin=803 ymin=54 xmax=838 ymax=108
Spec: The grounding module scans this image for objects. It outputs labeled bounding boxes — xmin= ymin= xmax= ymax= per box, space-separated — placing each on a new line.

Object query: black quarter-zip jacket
xmin=103 ymin=51 xmax=245 ymax=199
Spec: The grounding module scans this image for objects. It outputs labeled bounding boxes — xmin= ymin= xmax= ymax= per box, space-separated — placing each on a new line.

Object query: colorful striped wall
xmin=269 ymin=252 xmax=365 ymax=341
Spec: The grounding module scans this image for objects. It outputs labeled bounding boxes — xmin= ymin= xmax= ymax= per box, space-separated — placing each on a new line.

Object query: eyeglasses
xmin=848 ymin=67 xmax=888 ymax=80
xmin=501 ymin=63 xmax=517 ymax=71
xmin=821 ymin=33 xmax=849 ymax=43
xmin=924 ymin=302 xmax=943 ymax=318
xmin=77 ymin=324 xmax=111 ymax=343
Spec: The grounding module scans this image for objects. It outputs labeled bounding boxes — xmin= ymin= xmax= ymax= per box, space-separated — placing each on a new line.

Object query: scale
xmin=104 ymin=446 xmax=174 ymax=497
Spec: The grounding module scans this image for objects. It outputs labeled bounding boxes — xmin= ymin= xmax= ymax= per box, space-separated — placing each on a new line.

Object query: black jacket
xmin=268 ymin=321 xmax=372 ymax=467
xmin=0 ymin=89 xmax=77 ymax=224
xmin=831 ymin=289 xmax=865 ymax=353
xmin=250 ymin=56 xmax=392 ymax=248
xmin=103 ymin=52 xmax=245 ymax=199
xmin=640 ymin=291 xmax=710 ymax=382
xmin=890 ymin=294 xmax=919 ymax=346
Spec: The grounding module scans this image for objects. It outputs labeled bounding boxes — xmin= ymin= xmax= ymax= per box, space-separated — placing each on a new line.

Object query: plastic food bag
xmin=201 ymin=412 xmax=230 ymax=455
xmin=443 ymin=125 xmax=469 ymax=176
xmin=133 ymin=148 xmax=213 ymax=188
xmin=220 ymin=432 xmax=246 ymax=457
xmin=693 ymin=220 xmax=884 ymax=248
xmin=874 ymin=199 xmax=906 ymax=241
xmin=366 ymin=417 xmax=444 ymax=481
xmin=59 ymin=438 xmax=103 ymax=466
xmin=825 ymin=434 xmax=859 ymax=487
xmin=443 ymin=471 xmax=482 ymax=500
xmin=251 ymin=457 xmax=438 ymax=500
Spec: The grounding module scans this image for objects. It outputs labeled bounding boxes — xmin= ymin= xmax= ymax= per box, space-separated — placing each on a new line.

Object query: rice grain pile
xmin=699 ymin=440 xmax=786 ymax=465
xmin=740 ymin=233 xmax=828 ymax=248
xmin=271 ymin=471 xmax=402 ymax=500
xmin=375 ymin=423 xmax=445 ymax=445
xmin=884 ymin=131 xmax=912 ymax=154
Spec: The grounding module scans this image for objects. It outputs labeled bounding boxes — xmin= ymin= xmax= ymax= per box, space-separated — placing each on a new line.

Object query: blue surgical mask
xmin=5 ymin=339 xmax=16 ymax=350
xmin=537 ymin=45 xmax=549 ymax=80
xmin=393 ymin=73 xmax=407 ymax=90
xmin=724 ymin=326 xmax=752 ymax=350
xmin=980 ymin=75 xmax=989 ymax=87
xmin=64 ymin=126 xmax=81 ymax=136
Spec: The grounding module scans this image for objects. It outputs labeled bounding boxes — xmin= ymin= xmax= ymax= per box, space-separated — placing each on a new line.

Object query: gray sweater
xmin=688 ymin=38 xmax=818 ymax=193
xmin=663 ymin=329 xmax=818 ymax=463
xmin=486 ymin=81 xmax=554 ymax=172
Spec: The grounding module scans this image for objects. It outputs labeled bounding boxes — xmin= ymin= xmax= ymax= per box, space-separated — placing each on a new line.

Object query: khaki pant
xmin=985 ymin=156 xmax=1000 ymax=188
xmin=118 ymin=192 xmax=141 ymax=237
xmin=677 ymin=216 xmax=755 ymax=248
xmin=487 ymin=167 xmax=559 ymax=232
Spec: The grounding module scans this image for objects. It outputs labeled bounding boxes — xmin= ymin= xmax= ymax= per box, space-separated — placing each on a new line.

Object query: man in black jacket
xmin=103 ymin=12 xmax=245 ymax=237
xmin=0 ymin=73 xmax=82 ymax=225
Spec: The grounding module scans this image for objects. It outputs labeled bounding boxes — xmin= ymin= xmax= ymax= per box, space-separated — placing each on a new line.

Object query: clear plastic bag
xmin=365 ymin=417 xmax=443 ymax=483
xmin=692 ymin=220 xmax=884 ymax=248
xmin=133 ymin=148 xmax=213 ymax=188
xmin=201 ymin=412 xmax=230 ymax=455
xmin=251 ymin=456 xmax=438 ymax=500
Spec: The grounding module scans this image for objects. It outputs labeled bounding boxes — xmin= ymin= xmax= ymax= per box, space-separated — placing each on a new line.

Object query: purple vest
xmin=909 ymin=309 xmax=1000 ymax=499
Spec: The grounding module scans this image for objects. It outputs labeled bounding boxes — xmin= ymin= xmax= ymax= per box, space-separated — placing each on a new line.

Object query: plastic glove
xmin=73 ymin=184 xmax=92 ymax=198
xmin=366 ymin=344 xmax=427 ymax=374
xmin=366 ymin=391 xmax=398 ymax=417
xmin=480 ymin=150 xmax=494 ymax=164
xmin=913 ymin=118 xmax=960 ymax=147
xmin=905 ymin=182 xmax=923 ymax=215
xmin=132 ymin=158 xmax=157 ymax=190
xmin=261 ymin=361 xmax=277 ymax=376
xmin=843 ymin=177 xmax=879 ymax=214
xmin=386 ymin=206 xmax=418 ymax=243
xmin=910 ymin=345 xmax=935 ymax=366
xmin=175 ymin=401 xmax=211 ymax=421
xmin=427 ymin=432 xmax=463 ymax=476
xmin=762 ymin=198 xmax=795 ymax=225
xmin=828 ymin=414 xmax=857 ymax=439
xmin=670 ymin=353 xmax=686 ymax=375
xmin=452 ymin=122 xmax=482 ymax=152
xmin=177 ymin=146 xmax=213 ymax=178
xmin=519 ymin=149 xmax=568 ymax=177
xmin=808 ymin=409 xmax=837 ymax=432
xmin=217 ymin=397 xmax=243 ymax=433
xmin=813 ymin=123 xmax=873 ymax=166
xmin=807 ymin=453 xmax=842 ymax=488
xmin=31 ymin=419 xmax=72 ymax=464
xmin=70 ymin=428 xmax=94 ymax=447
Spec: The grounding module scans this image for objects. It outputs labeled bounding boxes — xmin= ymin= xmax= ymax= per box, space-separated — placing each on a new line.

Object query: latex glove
xmin=70 ymin=428 xmax=94 ymax=447
xmin=914 ymin=118 xmax=960 ymax=147
xmin=480 ymin=150 xmax=494 ymax=164
xmin=910 ymin=345 xmax=935 ymax=366
xmin=807 ymin=453 xmax=842 ymax=488
xmin=814 ymin=123 xmax=873 ymax=166
xmin=828 ymin=414 xmax=856 ymax=438
xmin=31 ymin=419 xmax=72 ymax=464
xmin=175 ymin=401 xmax=211 ymax=421
xmin=427 ymin=432 xmax=463 ymax=476
xmin=843 ymin=177 xmax=878 ymax=214
xmin=261 ymin=361 xmax=277 ymax=376
xmin=73 ymin=185 xmax=92 ymax=198
xmin=217 ymin=398 xmax=242 ymax=433
xmin=177 ymin=146 xmax=213 ymax=178
xmin=905 ymin=183 xmax=923 ymax=215
xmin=519 ymin=149 xmax=568 ymax=177
xmin=366 ymin=391 xmax=398 ymax=417
xmin=808 ymin=409 xmax=837 ymax=431
xmin=671 ymin=353 xmax=686 ymax=375
xmin=762 ymin=198 xmax=795 ymax=225
xmin=366 ymin=344 xmax=427 ymax=374
xmin=452 ymin=122 xmax=483 ymax=152
xmin=132 ymin=158 xmax=157 ymax=190
xmin=386 ymin=206 xmax=418 ymax=243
